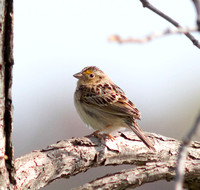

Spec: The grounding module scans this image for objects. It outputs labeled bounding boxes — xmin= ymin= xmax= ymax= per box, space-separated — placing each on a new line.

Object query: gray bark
xmin=14 ymin=132 xmax=200 ymax=189
xmin=73 ymin=160 xmax=200 ymax=190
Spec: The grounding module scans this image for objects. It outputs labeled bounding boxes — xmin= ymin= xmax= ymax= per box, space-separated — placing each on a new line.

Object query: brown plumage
xmin=74 ymin=66 xmax=155 ymax=151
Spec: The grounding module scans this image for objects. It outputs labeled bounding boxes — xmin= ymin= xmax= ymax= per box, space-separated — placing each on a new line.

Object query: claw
xmin=105 ymin=134 xmax=115 ymax=141
xmin=92 ymin=130 xmax=115 ymax=141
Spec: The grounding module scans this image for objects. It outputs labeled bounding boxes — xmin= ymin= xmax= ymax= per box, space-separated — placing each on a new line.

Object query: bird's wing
xmin=79 ymin=83 xmax=141 ymax=120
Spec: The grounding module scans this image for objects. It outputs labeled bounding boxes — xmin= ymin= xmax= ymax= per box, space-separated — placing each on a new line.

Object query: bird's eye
xmin=89 ymin=73 xmax=95 ymax=78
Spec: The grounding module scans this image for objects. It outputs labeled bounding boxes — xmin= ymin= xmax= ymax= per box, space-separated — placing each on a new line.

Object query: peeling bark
xmin=73 ymin=161 xmax=200 ymax=190
xmin=14 ymin=132 xmax=200 ymax=189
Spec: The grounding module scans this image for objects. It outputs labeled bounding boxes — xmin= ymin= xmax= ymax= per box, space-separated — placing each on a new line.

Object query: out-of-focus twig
xmin=109 ymin=27 xmax=198 ymax=44
xmin=192 ymin=0 xmax=200 ymax=30
xmin=139 ymin=0 xmax=200 ymax=48
xmin=175 ymin=112 xmax=200 ymax=190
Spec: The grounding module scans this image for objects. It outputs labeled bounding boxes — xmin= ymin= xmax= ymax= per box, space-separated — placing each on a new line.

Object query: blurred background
xmin=13 ymin=0 xmax=200 ymax=189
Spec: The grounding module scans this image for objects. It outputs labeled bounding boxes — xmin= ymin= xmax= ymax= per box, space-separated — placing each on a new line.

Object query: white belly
xmin=74 ymin=98 xmax=126 ymax=133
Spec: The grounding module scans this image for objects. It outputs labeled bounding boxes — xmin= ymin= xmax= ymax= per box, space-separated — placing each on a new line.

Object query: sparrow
xmin=73 ymin=66 xmax=155 ymax=151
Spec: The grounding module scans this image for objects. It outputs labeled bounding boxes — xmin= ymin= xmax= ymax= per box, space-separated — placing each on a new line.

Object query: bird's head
xmin=73 ymin=66 xmax=112 ymax=85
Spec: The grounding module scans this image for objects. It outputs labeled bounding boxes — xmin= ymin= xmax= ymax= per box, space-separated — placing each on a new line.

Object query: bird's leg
xmin=92 ymin=130 xmax=102 ymax=139
xmin=104 ymin=125 xmax=116 ymax=141
xmin=92 ymin=130 xmax=108 ymax=141
xmin=92 ymin=126 xmax=116 ymax=141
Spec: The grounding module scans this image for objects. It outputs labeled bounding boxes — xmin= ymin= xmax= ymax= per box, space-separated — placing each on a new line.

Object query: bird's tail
xmin=129 ymin=122 xmax=156 ymax=151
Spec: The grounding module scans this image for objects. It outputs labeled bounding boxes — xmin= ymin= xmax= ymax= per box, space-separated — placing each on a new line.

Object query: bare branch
xmin=109 ymin=27 xmax=198 ymax=44
xmin=175 ymin=112 xmax=200 ymax=190
xmin=0 ymin=0 xmax=15 ymax=188
xmin=14 ymin=132 xmax=200 ymax=190
xmin=3 ymin=0 xmax=15 ymax=185
xmin=192 ymin=0 xmax=200 ymax=30
xmin=139 ymin=0 xmax=200 ymax=48
xmin=73 ymin=160 xmax=200 ymax=190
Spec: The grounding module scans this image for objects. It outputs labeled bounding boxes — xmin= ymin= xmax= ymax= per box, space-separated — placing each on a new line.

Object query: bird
xmin=73 ymin=66 xmax=155 ymax=151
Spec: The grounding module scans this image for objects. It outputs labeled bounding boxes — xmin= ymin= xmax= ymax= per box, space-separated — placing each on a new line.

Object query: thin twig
xmin=139 ymin=0 xmax=200 ymax=48
xmin=109 ymin=27 xmax=198 ymax=44
xmin=192 ymin=0 xmax=200 ymax=30
xmin=175 ymin=112 xmax=200 ymax=190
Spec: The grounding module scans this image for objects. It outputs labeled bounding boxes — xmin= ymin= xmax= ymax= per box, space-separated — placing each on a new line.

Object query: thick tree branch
xmin=73 ymin=160 xmax=200 ymax=190
xmin=14 ymin=131 xmax=200 ymax=189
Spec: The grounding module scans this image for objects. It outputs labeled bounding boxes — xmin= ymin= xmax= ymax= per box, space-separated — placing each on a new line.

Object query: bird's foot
xmin=92 ymin=130 xmax=115 ymax=141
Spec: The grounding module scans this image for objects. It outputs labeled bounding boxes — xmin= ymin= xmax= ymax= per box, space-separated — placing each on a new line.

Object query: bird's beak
xmin=73 ymin=72 xmax=82 ymax=79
